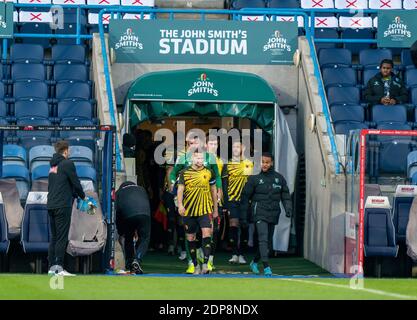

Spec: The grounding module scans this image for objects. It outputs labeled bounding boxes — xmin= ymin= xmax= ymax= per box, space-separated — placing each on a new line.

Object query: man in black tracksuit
xmin=240 ymin=152 xmax=293 ymax=276
xmin=115 ymin=180 xmax=151 ymax=274
xmin=364 ymin=59 xmax=409 ymax=107
xmin=47 ymin=140 xmax=85 ymax=276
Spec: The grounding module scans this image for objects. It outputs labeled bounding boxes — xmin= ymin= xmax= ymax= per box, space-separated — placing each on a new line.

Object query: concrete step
xmin=155 ymin=0 xmax=226 ymax=9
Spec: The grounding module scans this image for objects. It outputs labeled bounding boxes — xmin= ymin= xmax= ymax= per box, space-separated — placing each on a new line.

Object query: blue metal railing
xmin=6 ymin=5 xmax=388 ymax=174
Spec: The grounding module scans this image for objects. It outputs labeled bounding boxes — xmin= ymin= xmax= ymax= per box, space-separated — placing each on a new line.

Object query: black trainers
xmin=130 ymin=260 xmax=143 ymax=274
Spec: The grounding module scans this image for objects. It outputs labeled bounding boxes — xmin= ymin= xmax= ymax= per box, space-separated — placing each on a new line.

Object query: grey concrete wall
xmin=297 ymin=37 xmax=346 ymax=274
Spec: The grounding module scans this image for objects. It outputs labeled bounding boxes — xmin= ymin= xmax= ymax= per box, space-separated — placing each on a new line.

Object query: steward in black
xmin=47 ymin=141 xmax=85 ymax=275
xmin=115 ymin=181 xmax=151 ymax=274
xmin=240 ymin=169 xmax=292 ymax=225
xmin=240 ymin=152 xmax=293 ymax=274
xmin=47 ymin=154 xmax=85 ymax=209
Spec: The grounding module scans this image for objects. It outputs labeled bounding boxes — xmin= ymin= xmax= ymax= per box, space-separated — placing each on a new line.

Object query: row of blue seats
xmin=2 ymin=163 xmax=97 ymax=201
xmin=0 ymin=64 xmax=90 ymax=83
xmin=0 ymin=81 xmax=94 ymax=103
xmin=0 ymin=100 xmax=95 ymax=122
xmin=3 ymin=144 xmax=94 ymax=167
xmin=319 ymin=48 xmax=415 ymax=70
xmin=2 ymin=44 xmax=87 ymax=65
xmin=323 ymin=68 xmax=417 ymax=89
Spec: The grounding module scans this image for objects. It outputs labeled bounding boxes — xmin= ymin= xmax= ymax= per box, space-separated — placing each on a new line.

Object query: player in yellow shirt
xmin=222 ymin=141 xmax=254 ymax=264
xmin=177 ymin=148 xmax=219 ymax=274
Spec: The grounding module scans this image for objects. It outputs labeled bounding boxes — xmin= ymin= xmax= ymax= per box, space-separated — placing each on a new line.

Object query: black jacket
xmin=364 ymin=72 xmax=409 ymax=106
xmin=47 ymin=153 xmax=85 ymax=210
xmin=115 ymin=181 xmax=150 ymax=230
xmin=240 ymin=169 xmax=292 ymax=225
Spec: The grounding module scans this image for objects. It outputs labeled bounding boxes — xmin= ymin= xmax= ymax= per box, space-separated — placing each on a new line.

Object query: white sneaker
xmin=178 ymin=251 xmax=187 ymax=260
xmin=48 ymin=265 xmax=62 ymax=276
xmin=193 ymin=264 xmax=201 ymax=275
xmin=167 ymin=245 xmax=175 ymax=255
xmin=228 ymin=255 xmax=239 ymax=264
xmin=238 ymin=255 xmax=247 ymax=264
xmin=57 ymin=270 xmax=76 ymax=277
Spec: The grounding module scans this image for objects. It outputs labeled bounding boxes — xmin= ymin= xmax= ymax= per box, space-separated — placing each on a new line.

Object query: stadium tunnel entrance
xmin=121 ymin=68 xmax=298 ymax=256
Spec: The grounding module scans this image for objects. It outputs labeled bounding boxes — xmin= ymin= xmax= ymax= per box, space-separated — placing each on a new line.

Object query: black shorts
xmin=228 ymin=202 xmax=243 ymax=220
xmin=183 ymin=214 xmax=212 ymax=234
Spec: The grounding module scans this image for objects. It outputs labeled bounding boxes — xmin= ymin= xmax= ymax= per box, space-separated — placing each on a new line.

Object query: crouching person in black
xmin=115 ymin=181 xmax=151 ymax=274
xmin=240 ymin=152 xmax=293 ymax=276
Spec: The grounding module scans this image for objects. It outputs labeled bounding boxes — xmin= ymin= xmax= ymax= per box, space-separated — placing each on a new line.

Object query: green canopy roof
xmin=126 ymin=68 xmax=277 ymax=103
xmin=126 ymin=68 xmax=277 ymax=133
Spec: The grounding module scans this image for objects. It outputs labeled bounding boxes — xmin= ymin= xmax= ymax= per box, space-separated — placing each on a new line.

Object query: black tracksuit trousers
xmin=253 ymin=220 xmax=275 ymax=265
xmin=122 ymin=215 xmax=151 ymax=266
xmin=48 ymin=207 xmax=72 ymax=268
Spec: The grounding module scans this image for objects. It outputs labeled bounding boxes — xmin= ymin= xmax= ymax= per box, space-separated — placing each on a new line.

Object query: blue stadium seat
xmin=76 ymin=165 xmax=96 ymax=183
xmin=268 ymin=0 xmax=300 ymax=8
xmin=314 ymin=28 xmax=339 ymax=52
xmin=319 ymin=48 xmax=352 ymax=68
xmin=372 ymin=104 xmax=407 ymax=125
xmin=53 ymin=64 xmax=89 ymax=82
xmin=364 ymin=196 xmax=398 ymax=258
xmin=0 ymin=83 xmax=6 ymax=100
xmin=401 ymin=49 xmax=416 ymax=70
xmin=334 ymin=122 xmax=368 ymax=135
xmin=0 ymin=198 xmax=10 ymax=255
xmin=392 ymin=185 xmax=416 ymax=243
xmin=412 ymin=88 xmax=417 ymax=106
xmin=55 ymin=82 xmax=91 ymax=101
xmin=11 ymin=63 xmax=46 ymax=82
xmin=51 ymin=45 xmax=86 ymax=65
xmin=341 ymin=28 xmax=374 ymax=55
xmin=20 ymin=192 xmax=50 ymax=257
xmin=3 ymin=144 xmax=27 ymax=166
xmin=69 ymin=145 xmax=93 ymax=166
xmin=322 ymin=67 xmax=356 ymax=89
xmin=60 ymin=118 xmax=96 ymax=150
xmin=359 ymin=49 xmax=393 ymax=70
xmin=1 ymin=165 xmax=30 ymax=200
xmin=57 ymin=100 xmax=93 ymax=120
xmin=362 ymin=69 xmax=379 ymax=86
xmin=231 ymin=0 xmax=266 ymax=9
xmin=0 ymin=100 xmax=7 ymax=118
xmin=29 ymin=145 xmax=54 ymax=171
xmin=13 ymin=81 xmax=49 ymax=101
xmin=55 ymin=24 xmax=88 ymax=46
xmin=10 ymin=44 xmax=44 ymax=64
xmin=405 ymin=69 xmax=417 ymax=89
xmin=19 ymin=24 xmax=52 ymax=49
xmin=376 ymin=123 xmax=412 ymax=174
xmin=31 ymin=164 xmax=51 ymax=181
xmin=331 ymin=105 xmax=364 ymax=123
xmin=16 ymin=118 xmax=52 ymax=150
xmin=14 ymin=100 xmax=50 ymax=120
xmin=327 ymin=86 xmax=360 ymax=107
xmin=407 ymin=151 xmax=417 ymax=179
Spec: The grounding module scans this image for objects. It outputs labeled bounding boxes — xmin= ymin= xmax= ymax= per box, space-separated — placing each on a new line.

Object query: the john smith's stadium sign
xmin=109 ymin=20 xmax=298 ymax=65
xmin=377 ymin=10 xmax=417 ymax=48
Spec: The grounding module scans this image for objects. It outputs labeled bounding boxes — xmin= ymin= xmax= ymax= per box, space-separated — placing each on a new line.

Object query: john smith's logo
xmin=114 ymin=28 xmax=143 ymax=51
xmin=383 ymin=16 xmax=412 ymax=40
xmin=188 ymin=73 xmax=219 ymax=97
xmin=263 ymin=30 xmax=291 ymax=53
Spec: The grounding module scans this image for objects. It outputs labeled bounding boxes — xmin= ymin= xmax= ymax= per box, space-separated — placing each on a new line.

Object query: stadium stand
xmin=364 ymin=196 xmax=399 ymax=257
xmin=0 ymin=194 xmax=10 ymax=261
xmin=20 ymin=192 xmax=50 ymax=273
xmin=392 ymin=185 xmax=416 ymax=243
